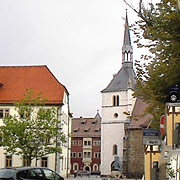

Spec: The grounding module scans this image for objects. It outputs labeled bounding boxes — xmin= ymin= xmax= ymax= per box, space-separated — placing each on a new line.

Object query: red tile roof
xmin=0 ymin=65 xmax=66 ymax=105
xmin=72 ymin=116 xmax=101 ymax=137
xmin=128 ymin=98 xmax=151 ymax=129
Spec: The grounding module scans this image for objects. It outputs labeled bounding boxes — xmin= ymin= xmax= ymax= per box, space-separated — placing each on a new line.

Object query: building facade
xmin=123 ymin=98 xmax=150 ymax=179
xmin=0 ymin=65 xmax=71 ymax=178
xmin=70 ymin=112 xmax=101 ymax=174
xmin=101 ymin=13 xmax=136 ymax=176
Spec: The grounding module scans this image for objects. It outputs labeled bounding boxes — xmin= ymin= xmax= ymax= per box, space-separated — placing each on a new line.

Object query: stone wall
xmin=124 ymin=129 xmax=144 ymax=178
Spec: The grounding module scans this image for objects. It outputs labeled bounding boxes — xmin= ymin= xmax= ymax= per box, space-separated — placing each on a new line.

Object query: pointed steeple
xmin=122 ymin=11 xmax=133 ymax=66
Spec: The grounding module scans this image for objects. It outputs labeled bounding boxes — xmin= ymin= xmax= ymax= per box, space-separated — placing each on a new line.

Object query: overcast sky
xmin=0 ymin=0 xmax=148 ymax=118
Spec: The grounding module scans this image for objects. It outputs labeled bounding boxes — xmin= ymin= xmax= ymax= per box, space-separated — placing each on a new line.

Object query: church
xmin=101 ymin=12 xmax=136 ymax=176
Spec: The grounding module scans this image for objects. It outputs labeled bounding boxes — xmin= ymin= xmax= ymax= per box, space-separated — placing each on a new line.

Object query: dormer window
xmin=81 ymin=120 xmax=87 ymax=124
xmin=94 ymin=128 xmax=100 ymax=132
xmin=113 ymin=95 xmax=119 ymax=106
xmin=74 ymin=128 xmax=79 ymax=133
xmin=92 ymin=120 xmax=97 ymax=125
xmin=84 ymin=128 xmax=90 ymax=132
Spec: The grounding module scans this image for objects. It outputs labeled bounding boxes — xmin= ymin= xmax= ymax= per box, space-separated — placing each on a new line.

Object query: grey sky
xmin=0 ymin=0 xmax=146 ymax=118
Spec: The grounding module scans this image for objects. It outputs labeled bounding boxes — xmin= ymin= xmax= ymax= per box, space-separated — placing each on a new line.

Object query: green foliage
xmin=0 ymin=89 xmax=65 ymax=165
xmin=131 ymin=0 xmax=180 ymax=127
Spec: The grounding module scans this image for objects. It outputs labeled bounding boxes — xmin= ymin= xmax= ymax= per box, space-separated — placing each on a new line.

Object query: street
xmin=65 ymin=175 xmax=141 ymax=180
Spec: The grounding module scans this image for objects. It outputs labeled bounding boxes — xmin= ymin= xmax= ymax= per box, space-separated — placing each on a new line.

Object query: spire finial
xmin=122 ymin=10 xmax=133 ymax=66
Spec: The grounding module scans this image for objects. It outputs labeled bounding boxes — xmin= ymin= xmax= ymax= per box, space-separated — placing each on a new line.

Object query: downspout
xmin=55 ymin=106 xmax=60 ymax=172
xmin=66 ymin=115 xmax=70 ymax=178
xmin=55 ymin=105 xmax=62 ymax=174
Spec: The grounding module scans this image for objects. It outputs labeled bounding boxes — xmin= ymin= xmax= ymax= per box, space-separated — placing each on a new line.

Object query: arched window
xmin=116 ymin=96 xmax=119 ymax=106
xmin=113 ymin=96 xmax=116 ymax=106
xmin=73 ymin=163 xmax=79 ymax=171
xmin=113 ymin=96 xmax=119 ymax=106
xmin=113 ymin=144 xmax=118 ymax=155
xmin=93 ymin=164 xmax=99 ymax=171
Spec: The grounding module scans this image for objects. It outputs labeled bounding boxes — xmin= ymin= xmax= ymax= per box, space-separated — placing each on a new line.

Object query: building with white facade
xmin=0 ymin=65 xmax=71 ymax=178
xmin=101 ymin=13 xmax=136 ymax=176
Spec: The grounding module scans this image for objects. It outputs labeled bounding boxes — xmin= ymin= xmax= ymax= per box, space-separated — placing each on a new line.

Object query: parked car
xmin=74 ymin=170 xmax=90 ymax=178
xmin=168 ymin=83 xmax=180 ymax=102
xmin=0 ymin=167 xmax=64 ymax=180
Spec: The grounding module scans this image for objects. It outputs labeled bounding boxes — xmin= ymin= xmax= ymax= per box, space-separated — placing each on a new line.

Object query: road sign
xmin=146 ymin=139 xmax=161 ymax=146
xmin=143 ymin=129 xmax=161 ymax=145
xmin=160 ymin=115 xmax=165 ymax=136
xmin=143 ymin=129 xmax=159 ymax=137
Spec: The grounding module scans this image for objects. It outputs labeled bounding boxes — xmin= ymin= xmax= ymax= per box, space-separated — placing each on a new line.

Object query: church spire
xmin=122 ymin=11 xmax=133 ymax=66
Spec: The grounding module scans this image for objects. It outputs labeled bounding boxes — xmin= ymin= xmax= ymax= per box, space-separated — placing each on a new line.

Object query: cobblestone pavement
xmin=65 ymin=175 xmax=141 ymax=180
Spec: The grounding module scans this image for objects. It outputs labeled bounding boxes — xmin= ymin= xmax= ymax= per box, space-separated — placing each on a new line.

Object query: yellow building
xmin=144 ymin=145 xmax=161 ymax=180
xmin=143 ymin=103 xmax=180 ymax=180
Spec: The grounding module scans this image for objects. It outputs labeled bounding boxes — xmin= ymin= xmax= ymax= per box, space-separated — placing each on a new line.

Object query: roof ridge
xmin=0 ymin=65 xmax=46 ymax=67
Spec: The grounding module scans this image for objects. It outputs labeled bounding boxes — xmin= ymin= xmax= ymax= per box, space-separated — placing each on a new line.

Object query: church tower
xmin=101 ymin=12 xmax=136 ymax=176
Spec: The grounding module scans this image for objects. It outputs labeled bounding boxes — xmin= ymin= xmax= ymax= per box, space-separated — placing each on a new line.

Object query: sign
xmin=146 ymin=139 xmax=161 ymax=146
xmin=143 ymin=129 xmax=161 ymax=145
xmin=160 ymin=115 xmax=165 ymax=136
xmin=143 ymin=129 xmax=159 ymax=137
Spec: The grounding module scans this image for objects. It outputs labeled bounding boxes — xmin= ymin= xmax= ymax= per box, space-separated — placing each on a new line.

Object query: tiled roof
xmin=101 ymin=64 xmax=136 ymax=92
xmin=0 ymin=65 xmax=66 ymax=104
xmin=72 ymin=115 xmax=101 ymax=137
xmin=128 ymin=98 xmax=151 ymax=129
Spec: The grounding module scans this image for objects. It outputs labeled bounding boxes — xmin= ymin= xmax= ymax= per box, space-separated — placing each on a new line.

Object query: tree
xmin=123 ymin=0 xmax=180 ymax=127
xmin=0 ymin=89 xmax=65 ymax=166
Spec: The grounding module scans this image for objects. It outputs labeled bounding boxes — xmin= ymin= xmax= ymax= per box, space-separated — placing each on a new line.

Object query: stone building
xmin=70 ymin=111 xmax=101 ymax=174
xmin=123 ymin=98 xmax=150 ymax=178
xmin=101 ymin=12 xmax=136 ymax=176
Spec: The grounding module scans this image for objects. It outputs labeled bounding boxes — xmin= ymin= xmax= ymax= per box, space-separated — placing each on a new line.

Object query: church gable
xmin=101 ymin=67 xmax=136 ymax=93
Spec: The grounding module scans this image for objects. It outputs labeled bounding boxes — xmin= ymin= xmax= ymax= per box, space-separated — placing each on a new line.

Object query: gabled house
xmin=0 ymin=65 xmax=71 ymax=178
xmin=70 ymin=111 xmax=101 ymax=174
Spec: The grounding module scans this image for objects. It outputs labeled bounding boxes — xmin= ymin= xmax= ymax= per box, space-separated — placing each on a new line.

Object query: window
xmin=78 ymin=152 xmax=82 ymax=158
xmin=94 ymin=152 xmax=101 ymax=158
xmin=73 ymin=163 xmax=79 ymax=171
xmin=74 ymin=128 xmax=79 ymax=133
xmin=113 ymin=145 xmax=118 ymax=155
xmin=114 ymin=113 xmax=118 ymax=118
xmin=43 ymin=169 xmax=55 ymax=180
xmin=28 ymin=168 xmax=44 ymax=180
xmin=92 ymin=120 xmax=97 ymax=125
xmin=78 ymin=140 xmax=82 ymax=145
xmin=0 ymin=109 xmax=9 ymax=119
xmin=84 ymin=141 xmax=87 ymax=146
xmin=41 ymin=157 xmax=48 ymax=167
xmin=84 ymin=152 xmax=91 ymax=158
xmin=71 ymin=152 xmax=76 ymax=158
xmin=64 ymin=157 xmax=66 ymax=170
xmin=23 ymin=157 xmax=30 ymax=166
xmin=88 ymin=141 xmax=91 ymax=145
xmin=61 ymin=158 xmax=64 ymax=170
xmin=88 ymin=152 xmax=91 ymax=158
xmin=84 ymin=128 xmax=90 ymax=132
xmin=71 ymin=140 xmax=76 ymax=145
xmin=93 ymin=141 xmax=101 ymax=146
xmin=113 ymin=96 xmax=119 ymax=106
xmin=6 ymin=155 xmax=12 ymax=167
xmin=153 ymin=161 xmax=159 ymax=168
xmin=93 ymin=164 xmax=99 ymax=171
xmin=81 ymin=120 xmax=86 ymax=124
